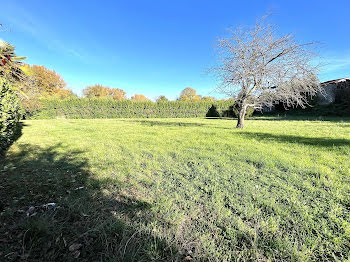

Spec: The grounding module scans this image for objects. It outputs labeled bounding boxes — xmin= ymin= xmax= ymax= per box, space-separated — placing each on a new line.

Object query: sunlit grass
xmin=1 ymin=118 xmax=349 ymax=261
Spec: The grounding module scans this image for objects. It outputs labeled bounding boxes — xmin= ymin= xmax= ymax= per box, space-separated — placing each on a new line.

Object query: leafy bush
xmin=0 ymin=79 xmax=23 ymax=155
xmin=28 ymin=98 xmax=237 ymax=119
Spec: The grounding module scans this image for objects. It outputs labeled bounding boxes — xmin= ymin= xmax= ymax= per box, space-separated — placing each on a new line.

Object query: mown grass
xmin=1 ymin=117 xmax=349 ymax=261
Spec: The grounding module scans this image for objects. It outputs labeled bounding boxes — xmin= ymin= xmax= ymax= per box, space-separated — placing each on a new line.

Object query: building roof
xmin=321 ymin=78 xmax=350 ymax=85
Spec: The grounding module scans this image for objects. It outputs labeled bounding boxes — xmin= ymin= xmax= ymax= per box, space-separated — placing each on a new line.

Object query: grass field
xmin=1 ymin=118 xmax=350 ymax=261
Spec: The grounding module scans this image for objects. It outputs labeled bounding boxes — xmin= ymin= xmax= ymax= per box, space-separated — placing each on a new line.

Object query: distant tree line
xmin=82 ymin=85 xmax=217 ymax=103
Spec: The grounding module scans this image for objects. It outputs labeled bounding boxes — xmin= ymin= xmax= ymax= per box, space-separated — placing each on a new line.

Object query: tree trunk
xmin=236 ymin=106 xmax=246 ymax=128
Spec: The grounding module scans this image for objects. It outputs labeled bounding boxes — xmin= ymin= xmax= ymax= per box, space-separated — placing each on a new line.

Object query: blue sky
xmin=1 ymin=0 xmax=350 ymax=100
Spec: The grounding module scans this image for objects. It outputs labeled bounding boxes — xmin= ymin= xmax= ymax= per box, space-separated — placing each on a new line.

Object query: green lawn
xmin=1 ymin=118 xmax=350 ymax=261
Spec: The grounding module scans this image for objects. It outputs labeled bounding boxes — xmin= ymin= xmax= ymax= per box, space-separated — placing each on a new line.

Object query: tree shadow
xmin=0 ymin=144 xmax=178 ymax=261
xmin=0 ymin=122 xmax=25 ymax=157
xmin=236 ymin=131 xmax=350 ymax=148
xmin=126 ymin=119 xmax=205 ymax=127
xmin=249 ymin=114 xmax=350 ymax=122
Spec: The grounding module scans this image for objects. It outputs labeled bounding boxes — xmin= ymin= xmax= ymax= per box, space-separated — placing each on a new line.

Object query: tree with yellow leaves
xmin=179 ymin=87 xmax=200 ymax=101
xmin=83 ymin=84 xmax=126 ymax=100
xmin=130 ymin=94 xmax=150 ymax=101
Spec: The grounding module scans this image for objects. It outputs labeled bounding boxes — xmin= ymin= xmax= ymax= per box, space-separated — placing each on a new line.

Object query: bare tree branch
xmin=212 ymin=14 xmax=323 ymax=128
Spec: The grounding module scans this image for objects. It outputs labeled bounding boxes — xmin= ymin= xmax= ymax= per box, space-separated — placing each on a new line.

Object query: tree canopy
xmin=201 ymin=96 xmax=216 ymax=102
xmin=131 ymin=94 xmax=150 ymax=101
xmin=179 ymin=87 xmax=200 ymax=101
xmin=83 ymin=84 xmax=126 ymax=100
xmin=23 ymin=65 xmax=68 ymax=96
xmin=156 ymin=95 xmax=169 ymax=102
xmin=214 ymin=14 xmax=322 ymax=128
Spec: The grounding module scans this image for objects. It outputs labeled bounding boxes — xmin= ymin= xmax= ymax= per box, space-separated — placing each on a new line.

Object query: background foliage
xmin=0 ymin=79 xmax=23 ymax=155
xmin=264 ymin=92 xmax=350 ymax=117
xmin=131 ymin=94 xmax=150 ymax=101
xmin=83 ymin=84 xmax=126 ymax=100
xmin=27 ymin=98 xmax=247 ymax=119
xmin=179 ymin=87 xmax=201 ymax=101
xmin=22 ymin=65 xmax=68 ymax=95
xmin=20 ymin=64 xmax=75 ymax=113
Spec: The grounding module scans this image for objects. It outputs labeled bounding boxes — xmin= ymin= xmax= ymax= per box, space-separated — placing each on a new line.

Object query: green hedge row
xmin=0 ymin=79 xmax=23 ymax=155
xmin=28 ymin=98 xmax=237 ymax=119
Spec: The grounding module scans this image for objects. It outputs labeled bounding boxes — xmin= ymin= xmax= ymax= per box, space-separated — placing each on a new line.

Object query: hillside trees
xmin=213 ymin=15 xmax=322 ymax=128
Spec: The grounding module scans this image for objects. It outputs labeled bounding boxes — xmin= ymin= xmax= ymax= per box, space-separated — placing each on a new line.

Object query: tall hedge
xmin=28 ymin=98 xmax=238 ymax=119
xmin=0 ymin=80 xmax=23 ymax=155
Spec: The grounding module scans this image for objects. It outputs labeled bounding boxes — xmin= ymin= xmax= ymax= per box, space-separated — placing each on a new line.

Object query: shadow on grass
xmin=0 ymin=122 xmax=25 ymax=157
xmin=249 ymin=114 xmax=350 ymax=122
xmin=127 ymin=119 xmax=206 ymax=127
xmin=237 ymin=131 xmax=350 ymax=148
xmin=203 ymin=115 xmax=350 ymax=122
xmin=0 ymin=144 xmax=177 ymax=261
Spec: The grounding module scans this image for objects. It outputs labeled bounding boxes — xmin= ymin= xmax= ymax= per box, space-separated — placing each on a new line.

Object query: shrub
xmin=206 ymin=105 xmax=220 ymax=117
xmin=0 ymin=79 xmax=23 ymax=155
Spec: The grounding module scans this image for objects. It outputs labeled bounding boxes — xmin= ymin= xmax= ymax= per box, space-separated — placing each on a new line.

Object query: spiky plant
xmin=0 ymin=39 xmax=26 ymax=83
